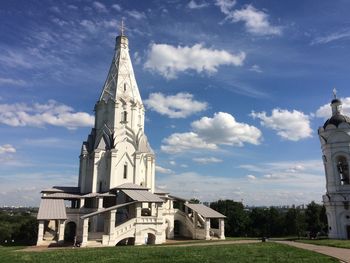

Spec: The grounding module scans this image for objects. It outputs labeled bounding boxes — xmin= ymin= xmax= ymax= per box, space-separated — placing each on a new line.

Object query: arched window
xmin=337 ymin=156 xmax=349 ymax=185
xmin=123 ymin=163 xmax=128 ymax=179
xmin=121 ymin=111 xmax=127 ymax=123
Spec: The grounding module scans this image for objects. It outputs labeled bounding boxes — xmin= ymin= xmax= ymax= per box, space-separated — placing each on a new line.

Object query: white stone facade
xmin=36 ymin=32 xmax=226 ymax=247
xmin=319 ymin=96 xmax=350 ymax=239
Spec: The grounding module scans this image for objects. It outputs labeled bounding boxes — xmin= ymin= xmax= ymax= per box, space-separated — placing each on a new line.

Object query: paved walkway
xmin=276 ymin=241 xmax=350 ymax=263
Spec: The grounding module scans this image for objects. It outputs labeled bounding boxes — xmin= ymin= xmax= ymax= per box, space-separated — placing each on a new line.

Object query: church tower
xmin=319 ymin=91 xmax=350 ymax=239
xmin=78 ymin=31 xmax=155 ymax=194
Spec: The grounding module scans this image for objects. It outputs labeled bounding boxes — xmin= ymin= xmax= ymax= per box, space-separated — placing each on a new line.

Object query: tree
xmin=210 ymin=200 xmax=249 ymax=236
xmin=305 ymin=201 xmax=327 ymax=238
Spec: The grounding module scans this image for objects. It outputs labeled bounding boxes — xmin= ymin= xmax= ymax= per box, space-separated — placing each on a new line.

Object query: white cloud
xmin=155 ymin=165 xmax=174 ymax=174
xmin=215 ymin=0 xmax=236 ymax=15
xmin=0 ymin=51 xmax=33 ymax=68
xmin=249 ymin=64 xmax=262 ymax=73
xmin=144 ymin=92 xmax=207 ymax=118
xmin=246 ymin=174 xmax=256 ymax=180
xmin=193 ymin=157 xmax=223 ymax=164
xmin=161 ymin=112 xmax=262 ymax=153
xmin=112 ymin=4 xmax=122 ymax=12
xmin=0 ymin=77 xmax=26 ymax=86
xmin=315 ymin=97 xmax=350 ymax=119
xmin=67 ymin=5 xmax=78 ymax=10
xmin=216 ymin=2 xmax=281 ymax=36
xmin=80 ymin=19 xmax=97 ymax=33
xmin=92 ymin=1 xmax=108 ymax=13
xmin=251 ymin=109 xmax=312 ymax=141
xmin=0 ymin=100 xmax=94 ymax=129
xmin=311 ymin=30 xmax=350 ymax=45
xmin=0 ymin=144 xmax=16 ymax=154
xmin=144 ymin=43 xmax=245 ymax=79
xmin=126 ymin=10 xmax=146 ymax=20
xmin=161 ymin=132 xmax=218 ymax=153
xmin=231 ymin=5 xmax=282 ymax=36
xmin=192 ymin=112 xmax=262 ymax=146
xmin=188 ymin=0 xmax=209 ymax=9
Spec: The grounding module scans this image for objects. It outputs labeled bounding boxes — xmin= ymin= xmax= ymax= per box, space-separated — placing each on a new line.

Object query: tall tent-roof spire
xmin=98 ymin=23 xmax=142 ymax=104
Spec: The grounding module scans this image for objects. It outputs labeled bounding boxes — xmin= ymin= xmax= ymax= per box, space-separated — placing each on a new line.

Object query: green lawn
xmin=296 ymin=239 xmax=350 ymax=249
xmin=0 ymin=242 xmax=337 ymax=263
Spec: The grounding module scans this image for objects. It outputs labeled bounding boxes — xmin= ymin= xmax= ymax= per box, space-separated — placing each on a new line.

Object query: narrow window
xmin=123 ymin=111 xmax=127 ymax=122
xmin=121 ymin=111 xmax=128 ymax=123
xmin=123 ymin=164 xmax=128 ymax=179
xmin=337 ymin=156 xmax=349 ymax=185
xmin=99 ymin=181 xmax=102 ymax=193
xmin=123 ymin=83 xmax=127 ymax=92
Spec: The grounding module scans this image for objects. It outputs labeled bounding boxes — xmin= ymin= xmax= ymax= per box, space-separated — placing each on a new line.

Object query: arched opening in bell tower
xmin=337 ymin=156 xmax=350 ymax=185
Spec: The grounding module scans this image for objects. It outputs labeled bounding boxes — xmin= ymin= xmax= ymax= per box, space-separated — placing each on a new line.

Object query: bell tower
xmin=78 ymin=29 xmax=155 ymax=194
xmin=319 ymin=91 xmax=350 ymax=239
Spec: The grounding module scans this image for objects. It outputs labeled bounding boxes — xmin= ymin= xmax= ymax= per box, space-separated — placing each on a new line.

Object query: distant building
xmin=319 ymin=92 xmax=350 ymax=239
xmin=36 ymin=31 xmax=225 ymax=247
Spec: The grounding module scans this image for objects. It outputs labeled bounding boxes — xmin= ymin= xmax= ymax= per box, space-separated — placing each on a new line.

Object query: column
xmin=192 ymin=212 xmax=197 ymax=239
xmin=151 ymin=203 xmax=156 ymax=217
xmin=219 ymin=219 xmax=225 ymax=240
xmin=109 ymin=149 xmax=118 ymax=188
xmin=36 ymin=220 xmax=45 ymax=245
xmin=136 ymin=202 xmax=142 ymax=218
xmin=91 ymin=151 xmax=100 ymax=193
xmin=156 ymin=203 xmax=163 ymax=219
xmin=80 ymin=198 xmax=85 ymax=209
xmin=205 ymin=218 xmax=211 ymax=240
xmin=134 ymin=154 xmax=141 ymax=184
xmin=98 ymin=197 xmax=104 ymax=210
xmin=58 ymin=220 xmax=65 ymax=243
xmin=81 ymin=218 xmax=89 ymax=247
xmin=109 ymin=210 xmax=116 ymax=244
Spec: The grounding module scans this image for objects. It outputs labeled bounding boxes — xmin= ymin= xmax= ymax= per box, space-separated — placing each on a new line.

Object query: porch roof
xmin=37 ymin=199 xmax=67 ymax=220
xmin=185 ymin=203 xmax=226 ymax=219
xmin=122 ymin=189 xmax=164 ymax=203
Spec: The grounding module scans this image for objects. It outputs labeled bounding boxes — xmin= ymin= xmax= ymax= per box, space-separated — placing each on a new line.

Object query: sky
xmin=1 ymin=0 xmax=350 ymax=207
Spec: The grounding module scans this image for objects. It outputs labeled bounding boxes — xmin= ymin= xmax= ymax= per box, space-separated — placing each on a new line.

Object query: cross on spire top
xmin=333 ymin=88 xmax=337 ymax=99
xmin=120 ymin=19 xmax=125 ymax=36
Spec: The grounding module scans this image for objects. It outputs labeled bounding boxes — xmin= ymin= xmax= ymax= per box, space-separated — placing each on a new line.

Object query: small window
xmin=123 ymin=83 xmax=127 ymax=92
xmin=337 ymin=156 xmax=349 ymax=185
xmin=121 ymin=111 xmax=128 ymax=123
xmin=123 ymin=164 xmax=128 ymax=179
xmin=99 ymin=181 xmax=102 ymax=193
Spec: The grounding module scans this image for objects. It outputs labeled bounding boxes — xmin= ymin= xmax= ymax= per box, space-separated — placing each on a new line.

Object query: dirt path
xmin=159 ymin=239 xmax=261 ymax=247
xmin=275 ymin=241 xmax=350 ymax=263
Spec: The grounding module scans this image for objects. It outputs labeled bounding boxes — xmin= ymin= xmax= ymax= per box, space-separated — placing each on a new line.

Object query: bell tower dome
xmin=319 ymin=90 xmax=350 ymax=239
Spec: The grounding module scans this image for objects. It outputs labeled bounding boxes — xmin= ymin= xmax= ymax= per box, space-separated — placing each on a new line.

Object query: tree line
xmin=0 ymin=209 xmax=38 ymax=245
xmin=210 ymin=200 xmax=328 ymax=238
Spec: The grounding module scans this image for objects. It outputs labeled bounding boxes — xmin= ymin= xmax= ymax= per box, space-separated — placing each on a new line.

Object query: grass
xmin=0 ymin=242 xmax=338 ymax=263
xmin=296 ymin=239 xmax=350 ymax=249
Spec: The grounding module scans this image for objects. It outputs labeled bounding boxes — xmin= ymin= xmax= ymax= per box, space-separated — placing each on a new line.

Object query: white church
xmin=319 ymin=93 xmax=350 ymax=239
xmin=36 ymin=31 xmax=225 ymax=247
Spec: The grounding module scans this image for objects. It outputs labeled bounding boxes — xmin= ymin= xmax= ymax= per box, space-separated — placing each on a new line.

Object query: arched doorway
xmin=147 ymin=233 xmax=156 ymax=244
xmin=174 ymin=220 xmax=181 ymax=237
xmin=116 ymin=237 xmax=135 ymax=246
xmin=64 ymin=222 xmax=76 ymax=242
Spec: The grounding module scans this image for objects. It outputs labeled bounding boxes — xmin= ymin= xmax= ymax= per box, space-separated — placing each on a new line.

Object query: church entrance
xmin=347 ymin=226 xmax=350 ymax=239
xmin=64 ymin=222 xmax=76 ymax=242
xmin=174 ymin=220 xmax=181 ymax=237
xmin=146 ymin=233 xmax=156 ymax=245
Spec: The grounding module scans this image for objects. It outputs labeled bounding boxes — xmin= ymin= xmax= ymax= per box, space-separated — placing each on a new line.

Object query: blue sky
xmin=1 ymin=0 xmax=350 ymax=206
